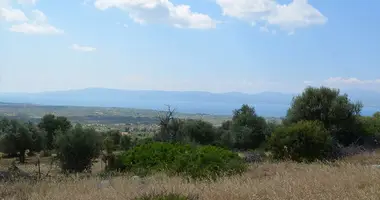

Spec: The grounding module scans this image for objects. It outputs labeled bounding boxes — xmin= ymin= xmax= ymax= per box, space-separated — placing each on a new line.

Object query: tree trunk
xmin=19 ymin=150 xmax=26 ymax=163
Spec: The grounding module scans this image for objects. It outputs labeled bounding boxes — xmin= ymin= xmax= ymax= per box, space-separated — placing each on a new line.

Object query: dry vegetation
xmin=2 ymin=153 xmax=380 ymax=200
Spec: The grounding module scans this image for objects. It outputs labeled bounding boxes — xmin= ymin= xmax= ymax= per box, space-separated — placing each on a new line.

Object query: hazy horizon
xmin=0 ymin=86 xmax=379 ymax=96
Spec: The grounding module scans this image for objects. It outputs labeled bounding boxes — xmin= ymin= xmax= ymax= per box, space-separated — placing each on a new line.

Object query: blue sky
xmin=0 ymin=0 xmax=379 ymax=93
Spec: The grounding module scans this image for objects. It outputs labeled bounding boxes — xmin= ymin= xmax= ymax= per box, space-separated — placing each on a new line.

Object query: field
xmin=0 ymin=102 xmax=236 ymax=134
xmin=0 ymin=102 xmax=231 ymax=127
xmin=1 ymin=152 xmax=380 ymax=200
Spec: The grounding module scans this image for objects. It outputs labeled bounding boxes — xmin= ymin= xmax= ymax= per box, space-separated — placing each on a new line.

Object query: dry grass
xmin=2 ymin=159 xmax=380 ymax=200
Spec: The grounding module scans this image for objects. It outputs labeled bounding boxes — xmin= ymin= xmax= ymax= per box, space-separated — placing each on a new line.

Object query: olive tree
xmin=285 ymin=86 xmax=364 ymax=146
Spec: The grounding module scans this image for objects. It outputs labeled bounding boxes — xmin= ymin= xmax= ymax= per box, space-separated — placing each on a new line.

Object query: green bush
xmin=134 ymin=192 xmax=198 ymax=200
xmin=268 ymin=120 xmax=333 ymax=162
xmin=55 ymin=125 xmax=102 ymax=173
xmin=118 ymin=142 xmax=246 ymax=180
xmin=105 ymin=152 xmax=127 ymax=172
xmin=180 ymin=119 xmax=216 ymax=145
xmin=120 ymin=135 xmax=132 ymax=151
xmin=285 ymin=86 xmax=363 ymax=146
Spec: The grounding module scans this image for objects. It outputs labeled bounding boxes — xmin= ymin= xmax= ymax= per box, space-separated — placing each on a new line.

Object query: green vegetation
xmin=38 ymin=114 xmax=72 ymax=150
xmin=285 ymin=86 xmax=363 ymax=146
xmin=117 ymin=142 xmax=246 ymax=180
xmin=269 ymin=120 xmax=333 ymax=162
xmin=1 ymin=86 xmax=380 ymax=186
xmin=0 ymin=119 xmax=45 ymax=163
xmin=55 ymin=124 xmax=102 ymax=173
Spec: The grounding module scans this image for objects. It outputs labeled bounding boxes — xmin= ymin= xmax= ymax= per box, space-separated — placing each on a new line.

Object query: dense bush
xmin=55 ymin=125 xmax=102 ymax=173
xmin=104 ymin=152 xmax=127 ymax=172
xmin=38 ymin=114 xmax=72 ymax=150
xmin=118 ymin=142 xmax=247 ymax=180
xmin=230 ymin=105 xmax=269 ymax=150
xmin=180 ymin=119 xmax=216 ymax=145
xmin=120 ymin=135 xmax=132 ymax=150
xmin=0 ymin=119 xmax=34 ymax=163
xmin=285 ymin=86 xmax=363 ymax=146
xmin=360 ymin=115 xmax=380 ymax=137
xmin=268 ymin=120 xmax=333 ymax=162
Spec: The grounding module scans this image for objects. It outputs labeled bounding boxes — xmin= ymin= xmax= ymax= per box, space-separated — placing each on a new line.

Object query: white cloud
xmin=71 ymin=44 xmax=97 ymax=52
xmin=216 ymin=0 xmax=327 ymax=33
xmin=32 ymin=9 xmax=47 ymax=22
xmin=9 ymin=9 xmax=64 ymax=34
xmin=0 ymin=0 xmax=63 ymax=35
xmin=0 ymin=7 xmax=28 ymax=21
xmin=324 ymin=77 xmax=380 ymax=85
xmin=17 ymin=0 xmax=38 ymax=5
xmin=0 ymin=0 xmax=10 ymax=8
xmin=94 ymin=0 xmax=216 ymax=29
xmin=10 ymin=22 xmax=63 ymax=34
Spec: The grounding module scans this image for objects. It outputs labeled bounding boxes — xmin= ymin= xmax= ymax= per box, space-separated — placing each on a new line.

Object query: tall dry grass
xmin=2 ymin=161 xmax=380 ymax=200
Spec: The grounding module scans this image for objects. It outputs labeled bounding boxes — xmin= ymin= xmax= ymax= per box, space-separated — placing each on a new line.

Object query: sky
xmin=0 ymin=0 xmax=379 ymax=94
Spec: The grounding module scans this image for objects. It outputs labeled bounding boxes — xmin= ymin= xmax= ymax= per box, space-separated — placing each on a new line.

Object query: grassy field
xmin=1 ymin=152 xmax=380 ymax=200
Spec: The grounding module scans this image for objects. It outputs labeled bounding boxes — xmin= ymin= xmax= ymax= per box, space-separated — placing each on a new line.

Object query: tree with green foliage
xmin=55 ymin=124 xmax=101 ymax=173
xmin=103 ymin=136 xmax=116 ymax=154
xmin=26 ymin=122 xmax=46 ymax=152
xmin=120 ymin=134 xmax=132 ymax=151
xmin=360 ymin=114 xmax=380 ymax=147
xmin=221 ymin=120 xmax=232 ymax=130
xmin=105 ymin=130 xmax=122 ymax=146
xmin=38 ymin=114 xmax=72 ymax=150
xmin=180 ymin=119 xmax=216 ymax=145
xmin=374 ymin=112 xmax=380 ymax=119
xmin=285 ymin=86 xmax=364 ymax=146
xmin=230 ymin=104 xmax=268 ymax=150
xmin=268 ymin=120 xmax=333 ymax=162
xmin=0 ymin=120 xmax=33 ymax=163
xmin=214 ymin=128 xmax=235 ymax=149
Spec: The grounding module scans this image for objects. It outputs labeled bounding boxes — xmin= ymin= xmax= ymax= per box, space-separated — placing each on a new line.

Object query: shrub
xmin=105 ymin=152 xmax=126 ymax=172
xmin=182 ymin=145 xmax=247 ymax=180
xmin=55 ymin=125 xmax=102 ymax=173
xmin=120 ymin=135 xmax=132 ymax=151
xmin=230 ymin=104 xmax=269 ymax=150
xmin=285 ymin=86 xmax=363 ymax=146
xmin=118 ymin=142 xmax=246 ymax=180
xmin=134 ymin=192 xmax=198 ymax=200
xmin=180 ymin=119 xmax=216 ymax=145
xmin=268 ymin=120 xmax=333 ymax=162
xmin=103 ymin=136 xmax=116 ymax=154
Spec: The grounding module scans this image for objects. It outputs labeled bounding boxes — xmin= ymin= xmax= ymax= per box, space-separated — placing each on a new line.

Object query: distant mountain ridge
xmin=0 ymin=88 xmax=378 ymax=117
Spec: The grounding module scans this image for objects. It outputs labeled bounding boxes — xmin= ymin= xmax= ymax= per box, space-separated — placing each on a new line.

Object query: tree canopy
xmin=285 ymin=86 xmax=364 ymax=146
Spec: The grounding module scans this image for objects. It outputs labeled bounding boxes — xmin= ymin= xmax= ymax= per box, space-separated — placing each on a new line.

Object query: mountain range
xmin=0 ymin=88 xmax=378 ymax=117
